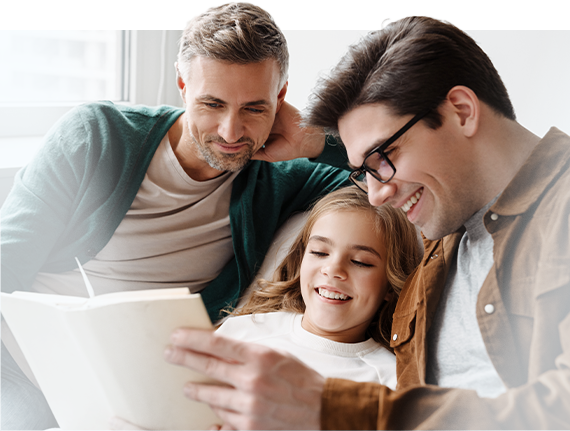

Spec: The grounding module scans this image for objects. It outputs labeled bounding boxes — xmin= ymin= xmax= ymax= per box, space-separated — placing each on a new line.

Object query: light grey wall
xmin=189 ymin=8 xmax=569 ymax=141
xmin=0 ymin=0 xmax=570 ymax=209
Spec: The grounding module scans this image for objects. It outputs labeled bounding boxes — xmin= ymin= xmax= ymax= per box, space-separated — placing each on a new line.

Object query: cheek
xmin=189 ymin=110 xmax=220 ymax=134
xmin=299 ymin=259 xmax=318 ymax=294
xmin=361 ymin=269 xmax=390 ymax=306
xmin=248 ymin=118 xmax=273 ymax=143
xmin=299 ymin=261 xmax=311 ymax=290
xmin=249 ymin=107 xmax=277 ymax=130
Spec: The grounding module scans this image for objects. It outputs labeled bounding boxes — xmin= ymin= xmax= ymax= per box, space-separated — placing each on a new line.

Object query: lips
xmin=214 ymin=142 xmax=247 ymax=153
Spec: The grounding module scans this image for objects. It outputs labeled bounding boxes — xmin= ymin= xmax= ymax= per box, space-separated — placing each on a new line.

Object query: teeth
xmin=403 ymin=190 xmax=423 ymax=213
xmin=318 ymin=288 xmax=349 ymax=301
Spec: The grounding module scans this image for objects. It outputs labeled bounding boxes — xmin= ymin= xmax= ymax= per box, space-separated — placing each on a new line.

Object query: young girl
xmin=216 ymin=186 xmax=421 ymax=388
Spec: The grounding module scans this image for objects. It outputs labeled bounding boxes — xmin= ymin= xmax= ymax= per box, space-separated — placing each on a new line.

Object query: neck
xmin=476 ymin=112 xmax=540 ymax=205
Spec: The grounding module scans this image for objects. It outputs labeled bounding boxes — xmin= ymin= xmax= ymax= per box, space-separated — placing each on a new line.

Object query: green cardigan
xmin=0 ymin=102 xmax=350 ymax=321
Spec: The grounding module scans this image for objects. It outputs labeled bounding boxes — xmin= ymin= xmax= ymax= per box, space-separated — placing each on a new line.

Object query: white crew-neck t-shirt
xmin=217 ymin=311 xmax=397 ymax=388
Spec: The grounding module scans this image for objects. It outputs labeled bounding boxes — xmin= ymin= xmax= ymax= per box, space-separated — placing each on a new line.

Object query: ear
xmin=175 ymin=62 xmax=186 ymax=103
xmin=445 ymin=85 xmax=480 ymax=138
xmin=275 ymin=81 xmax=288 ymax=113
xmin=383 ymin=288 xmax=396 ymax=304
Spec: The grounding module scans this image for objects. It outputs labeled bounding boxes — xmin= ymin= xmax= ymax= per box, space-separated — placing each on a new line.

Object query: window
xmin=0 ymin=0 xmax=186 ymax=153
xmin=0 ymin=30 xmax=182 ymax=204
xmin=0 ymin=30 xmax=128 ymax=104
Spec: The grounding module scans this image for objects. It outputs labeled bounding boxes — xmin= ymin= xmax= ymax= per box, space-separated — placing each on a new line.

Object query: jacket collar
xmin=491 ymin=127 xmax=570 ymax=216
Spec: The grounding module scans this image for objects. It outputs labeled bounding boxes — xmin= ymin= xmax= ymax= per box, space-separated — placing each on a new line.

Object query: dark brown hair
xmin=233 ymin=186 xmax=422 ymax=350
xmin=304 ymin=16 xmax=515 ymax=134
xmin=177 ymin=2 xmax=288 ymax=88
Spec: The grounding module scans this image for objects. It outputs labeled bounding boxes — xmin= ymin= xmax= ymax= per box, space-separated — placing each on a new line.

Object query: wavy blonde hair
xmin=232 ymin=186 xmax=422 ymax=350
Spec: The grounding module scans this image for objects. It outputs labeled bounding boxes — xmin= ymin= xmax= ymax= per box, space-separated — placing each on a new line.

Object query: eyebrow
xmin=308 ymin=235 xmax=382 ymax=259
xmin=244 ymin=99 xmax=270 ymax=107
xmin=196 ymin=94 xmax=270 ymax=107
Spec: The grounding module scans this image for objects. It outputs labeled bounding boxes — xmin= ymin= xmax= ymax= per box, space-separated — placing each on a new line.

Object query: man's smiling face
xmin=338 ymin=102 xmax=483 ymax=240
xmin=179 ymin=56 xmax=286 ymax=174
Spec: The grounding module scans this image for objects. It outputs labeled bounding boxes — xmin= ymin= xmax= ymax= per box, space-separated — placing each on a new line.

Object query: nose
xmin=367 ymin=173 xmax=397 ymax=207
xmin=321 ymin=258 xmax=347 ymax=280
xmin=218 ymin=111 xmax=244 ymax=144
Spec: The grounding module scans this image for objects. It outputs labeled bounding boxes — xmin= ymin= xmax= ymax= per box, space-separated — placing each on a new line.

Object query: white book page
xmin=66 ymin=296 xmax=219 ymax=430
xmin=1 ymin=291 xmax=219 ymax=430
xmin=1 ymin=294 xmax=113 ymax=429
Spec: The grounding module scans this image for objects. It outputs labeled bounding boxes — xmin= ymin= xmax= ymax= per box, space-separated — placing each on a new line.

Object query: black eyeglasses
xmin=349 ymin=109 xmax=430 ymax=193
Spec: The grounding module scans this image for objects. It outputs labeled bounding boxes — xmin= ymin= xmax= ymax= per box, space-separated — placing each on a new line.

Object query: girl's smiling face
xmin=299 ymin=209 xmax=390 ymax=343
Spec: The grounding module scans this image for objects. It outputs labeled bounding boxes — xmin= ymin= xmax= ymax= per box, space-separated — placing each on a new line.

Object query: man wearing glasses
xmin=164 ymin=16 xmax=570 ymax=429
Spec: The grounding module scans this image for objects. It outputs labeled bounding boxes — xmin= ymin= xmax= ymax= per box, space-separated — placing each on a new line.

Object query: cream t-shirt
xmin=33 ymin=134 xmax=239 ymax=297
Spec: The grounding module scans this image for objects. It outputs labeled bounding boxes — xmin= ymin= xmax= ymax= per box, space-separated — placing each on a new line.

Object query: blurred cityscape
xmin=0 ymin=31 xmax=125 ymax=104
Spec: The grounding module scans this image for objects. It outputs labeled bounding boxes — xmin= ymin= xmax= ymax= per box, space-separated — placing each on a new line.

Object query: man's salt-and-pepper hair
xmin=177 ymin=2 xmax=289 ymax=89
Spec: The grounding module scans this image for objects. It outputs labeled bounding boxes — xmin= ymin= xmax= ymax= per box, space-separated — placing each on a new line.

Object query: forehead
xmin=338 ymin=103 xmax=403 ymax=164
xmin=185 ymin=56 xmax=281 ymax=100
xmin=310 ymin=210 xmax=384 ymax=247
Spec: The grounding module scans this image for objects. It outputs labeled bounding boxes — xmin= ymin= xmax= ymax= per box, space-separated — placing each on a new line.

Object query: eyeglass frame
xmin=349 ymin=109 xmax=431 ymax=192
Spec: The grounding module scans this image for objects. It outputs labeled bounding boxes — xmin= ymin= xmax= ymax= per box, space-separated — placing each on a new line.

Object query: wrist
xmin=303 ymin=128 xmax=326 ymax=159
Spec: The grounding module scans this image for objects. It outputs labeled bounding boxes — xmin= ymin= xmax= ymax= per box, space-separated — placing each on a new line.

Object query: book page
xmin=1 ymin=290 xmax=220 ymax=430
xmin=1 ymin=294 xmax=113 ymax=429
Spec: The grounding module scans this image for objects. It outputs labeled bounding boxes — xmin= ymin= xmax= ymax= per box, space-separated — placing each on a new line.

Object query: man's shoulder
xmin=45 ymin=102 xmax=184 ymax=154
xmin=67 ymin=101 xmax=183 ymax=125
xmin=248 ymin=157 xmax=347 ymax=180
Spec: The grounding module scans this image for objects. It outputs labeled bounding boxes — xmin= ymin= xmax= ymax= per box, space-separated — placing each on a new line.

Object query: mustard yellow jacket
xmin=322 ymin=127 xmax=570 ymax=429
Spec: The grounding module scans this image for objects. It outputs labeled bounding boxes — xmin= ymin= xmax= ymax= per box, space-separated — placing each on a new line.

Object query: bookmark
xmin=75 ymin=257 xmax=95 ymax=298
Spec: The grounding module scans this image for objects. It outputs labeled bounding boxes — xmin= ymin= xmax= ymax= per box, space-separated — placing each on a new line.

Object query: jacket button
xmin=393 ymin=334 xmax=398 ymax=341
xmin=484 ymin=304 xmax=495 ymax=314
xmin=490 ymin=213 xmax=499 ymax=221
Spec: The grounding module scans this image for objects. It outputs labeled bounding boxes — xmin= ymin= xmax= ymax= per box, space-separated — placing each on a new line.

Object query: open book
xmin=1 ymin=287 xmax=221 ymax=430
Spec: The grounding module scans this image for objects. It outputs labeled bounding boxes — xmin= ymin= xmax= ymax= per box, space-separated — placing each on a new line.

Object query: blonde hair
xmin=177 ymin=2 xmax=289 ymax=89
xmin=233 ymin=186 xmax=422 ymax=350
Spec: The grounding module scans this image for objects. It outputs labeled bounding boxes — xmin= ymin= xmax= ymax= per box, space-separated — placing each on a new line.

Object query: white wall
xmin=191 ymin=0 xmax=570 ymax=135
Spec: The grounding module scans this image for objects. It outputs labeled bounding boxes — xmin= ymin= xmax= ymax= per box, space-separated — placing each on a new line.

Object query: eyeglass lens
xmin=349 ymin=170 xmax=368 ymax=193
xmin=363 ymin=151 xmax=394 ymax=181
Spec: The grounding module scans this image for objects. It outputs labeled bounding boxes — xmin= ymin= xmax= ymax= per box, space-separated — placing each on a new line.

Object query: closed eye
xmin=309 ymin=250 xmax=328 ymax=257
xmin=352 ymin=260 xmax=374 ymax=268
